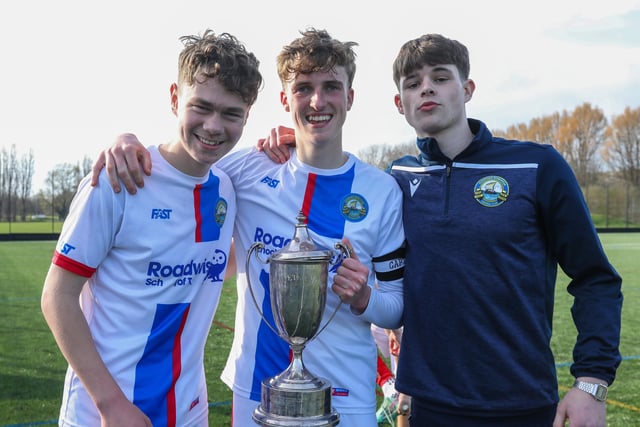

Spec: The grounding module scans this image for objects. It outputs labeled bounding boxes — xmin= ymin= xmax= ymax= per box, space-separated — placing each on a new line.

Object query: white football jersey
xmin=52 ymin=146 xmax=236 ymax=426
xmin=219 ymin=148 xmax=405 ymax=417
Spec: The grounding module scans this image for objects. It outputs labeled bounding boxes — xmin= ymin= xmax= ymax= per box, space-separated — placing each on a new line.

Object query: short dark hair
xmin=392 ymin=34 xmax=470 ymax=88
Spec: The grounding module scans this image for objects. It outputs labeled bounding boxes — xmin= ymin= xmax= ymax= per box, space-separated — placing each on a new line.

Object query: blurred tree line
xmin=357 ymin=103 xmax=640 ymax=228
xmin=1 ymin=102 xmax=639 ymax=227
xmin=0 ymin=147 xmax=92 ymax=223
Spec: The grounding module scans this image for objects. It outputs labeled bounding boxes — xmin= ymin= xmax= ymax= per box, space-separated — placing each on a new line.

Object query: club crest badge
xmin=474 ymin=176 xmax=509 ymax=207
xmin=215 ymin=198 xmax=227 ymax=227
xmin=340 ymin=193 xmax=368 ymax=222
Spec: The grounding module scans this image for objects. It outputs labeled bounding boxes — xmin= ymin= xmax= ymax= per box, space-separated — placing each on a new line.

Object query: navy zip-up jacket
xmin=391 ymin=118 xmax=622 ymax=414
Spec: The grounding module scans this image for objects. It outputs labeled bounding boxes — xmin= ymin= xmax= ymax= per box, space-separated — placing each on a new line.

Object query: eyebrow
xmin=193 ymin=97 xmax=246 ymax=113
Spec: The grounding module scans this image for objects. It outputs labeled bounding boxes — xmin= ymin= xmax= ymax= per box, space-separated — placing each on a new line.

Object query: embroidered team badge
xmin=215 ymin=198 xmax=227 ymax=227
xmin=340 ymin=193 xmax=368 ymax=222
xmin=474 ymin=176 xmax=509 ymax=207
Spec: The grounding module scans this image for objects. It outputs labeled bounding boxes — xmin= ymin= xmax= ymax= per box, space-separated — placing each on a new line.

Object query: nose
xmin=421 ymin=83 xmax=435 ymax=96
xmin=310 ymin=89 xmax=326 ymax=109
xmin=202 ymin=113 xmax=224 ymax=133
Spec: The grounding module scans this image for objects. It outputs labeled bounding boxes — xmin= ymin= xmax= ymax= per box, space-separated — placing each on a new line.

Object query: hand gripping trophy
xmin=246 ymin=212 xmax=351 ymax=426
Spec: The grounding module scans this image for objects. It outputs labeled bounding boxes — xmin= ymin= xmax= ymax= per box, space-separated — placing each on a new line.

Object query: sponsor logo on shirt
xmin=151 ymin=208 xmax=172 ymax=219
xmin=409 ymin=178 xmax=421 ymax=197
xmin=260 ymin=175 xmax=280 ymax=189
xmin=253 ymin=227 xmax=291 ymax=256
xmin=60 ymin=242 xmax=76 ymax=255
xmin=252 ymin=226 xmax=344 ymax=270
xmin=474 ymin=175 xmax=509 ymax=207
xmin=145 ymin=249 xmax=227 ymax=287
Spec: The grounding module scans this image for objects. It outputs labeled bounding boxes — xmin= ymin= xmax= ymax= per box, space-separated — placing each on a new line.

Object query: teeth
xmin=307 ymin=114 xmax=331 ymax=123
xmin=198 ymin=135 xmax=222 ymax=146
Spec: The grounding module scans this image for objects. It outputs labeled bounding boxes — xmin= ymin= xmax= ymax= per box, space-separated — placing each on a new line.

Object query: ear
xmin=463 ymin=79 xmax=475 ymax=103
xmin=394 ymin=94 xmax=404 ymax=115
xmin=280 ymin=91 xmax=290 ymax=112
xmin=346 ymin=87 xmax=354 ymax=111
xmin=170 ymin=83 xmax=179 ymax=115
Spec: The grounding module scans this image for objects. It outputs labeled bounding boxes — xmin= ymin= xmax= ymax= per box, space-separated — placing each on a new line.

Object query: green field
xmin=0 ymin=220 xmax=62 ymax=235
xmin=0 ymin=235 xmax=638 ymax=426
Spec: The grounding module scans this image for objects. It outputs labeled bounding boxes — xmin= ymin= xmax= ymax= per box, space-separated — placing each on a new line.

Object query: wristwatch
xmin=573 ymin=380 xmax=608 ymax=402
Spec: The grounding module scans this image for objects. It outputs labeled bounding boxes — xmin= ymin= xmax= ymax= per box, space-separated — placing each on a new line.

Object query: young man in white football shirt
xmin=41 ymin=30 xmax=262 ymax=427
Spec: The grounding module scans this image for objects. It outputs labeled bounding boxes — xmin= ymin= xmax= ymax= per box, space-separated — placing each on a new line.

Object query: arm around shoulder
xmin=90 ymin=133 xmax=152 ymax=195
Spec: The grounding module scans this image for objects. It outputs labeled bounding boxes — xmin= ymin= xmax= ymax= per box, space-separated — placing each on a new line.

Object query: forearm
xmin=41 ymin=267 xmax=128 ymax=414
xmin=358 ymin=280 xmax=403 ymax=329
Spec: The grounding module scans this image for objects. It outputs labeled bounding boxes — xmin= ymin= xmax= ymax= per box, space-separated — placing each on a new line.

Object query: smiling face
xmin=394 ymin=63 xmax=474 ymax=139
xmin=166 ymin=76 xmax=250 ymax=176
xmin=280 ymin=66 xmax=354 ymax=151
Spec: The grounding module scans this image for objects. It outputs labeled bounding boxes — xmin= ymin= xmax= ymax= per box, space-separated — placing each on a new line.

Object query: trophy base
xmin=252 ymin=375 xmax=339 ymax=426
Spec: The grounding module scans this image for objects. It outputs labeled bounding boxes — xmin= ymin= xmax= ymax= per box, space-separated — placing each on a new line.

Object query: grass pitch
xmin=0 ymin=234 xmax=638 ymax=426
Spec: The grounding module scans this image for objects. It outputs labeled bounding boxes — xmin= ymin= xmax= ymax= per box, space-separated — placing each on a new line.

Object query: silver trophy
xmin=246 ymin=212 xmax=351 ymax=427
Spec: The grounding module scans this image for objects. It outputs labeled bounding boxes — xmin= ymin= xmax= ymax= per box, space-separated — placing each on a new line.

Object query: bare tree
xmin=80 ymin=155 xmax=93 ymax=178
xmin=0 ymin=146 xmax=5 ymax=220
xmin=45 ymin=162 xmax=85 ymax=220
xmin=16 ymin=149 xmax=35 ymax=220
xmin=602 ymin=106 xmax=640 ymax=187
xmin=358 ymin=140 xmax=418 ymax=170
xmin=1 ymin=145 xmax=18 ymax=221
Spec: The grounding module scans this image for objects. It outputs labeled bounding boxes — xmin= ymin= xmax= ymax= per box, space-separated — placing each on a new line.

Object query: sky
xmin=1 ymin=0 xmax=639 ymax=192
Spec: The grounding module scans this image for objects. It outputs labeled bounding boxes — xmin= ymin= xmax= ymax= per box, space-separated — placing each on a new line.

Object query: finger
xmin=123 ymin=148 xmax=147 ymax=189
xmin=272 ymin=146 xmax=289 ymax=164
xmin=140 ymin=150 xmax=152 ymax=177
xmin=331 ymin=281 xmax=355 ymax=303
xmin=268 ymin=128 xmax=288 ymax=163
xmin=256 ymin=128 xmax=277 ymax=156
xmin=90 ymin=151 xmax=107 ymax=187
xmin=103 ymin=152 xmax=123 ymax=193
xmin=109 ymin=148 xmax=138 ymax=195
xmin=340 ymin=237 xmax=359 ymax=262
xmin=256 ymin=129 xmax=277 ymax=152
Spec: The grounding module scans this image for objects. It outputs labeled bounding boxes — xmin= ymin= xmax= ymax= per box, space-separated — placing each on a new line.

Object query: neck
xmin=428 ymin=120 xmax=474 ymax=160
xmin=295 ymin=136 xmax=348 ymax=169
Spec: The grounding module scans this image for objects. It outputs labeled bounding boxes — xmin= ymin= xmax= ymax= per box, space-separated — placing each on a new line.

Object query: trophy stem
xmin=253 ymin=340 xmax=339 ymax=426
xmin=285 ymin=342 xmax=316 ymax=382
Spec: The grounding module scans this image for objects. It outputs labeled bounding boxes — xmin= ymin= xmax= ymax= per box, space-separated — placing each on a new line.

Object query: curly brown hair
xmin=177 ymin=29 xmax=263 ymax=105
xmin=276 ymin=28 xmax=358 ymax=89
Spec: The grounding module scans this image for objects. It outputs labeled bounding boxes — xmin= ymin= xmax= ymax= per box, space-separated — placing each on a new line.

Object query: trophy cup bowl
xmin=246 ymin=212 xmax=350 ymax=426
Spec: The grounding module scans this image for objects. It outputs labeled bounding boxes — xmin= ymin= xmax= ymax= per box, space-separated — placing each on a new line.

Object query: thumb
xmin=339 ymin=237 xmax=359 ymax=262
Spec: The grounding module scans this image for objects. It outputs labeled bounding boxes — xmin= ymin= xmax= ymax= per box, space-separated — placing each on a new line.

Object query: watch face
xmin=595 ymin=385 xmax=608 ymax=401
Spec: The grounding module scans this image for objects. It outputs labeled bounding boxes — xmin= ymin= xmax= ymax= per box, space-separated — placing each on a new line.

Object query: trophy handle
xmin=310 ymin=241 xmax=353 ymax=340
xmin=246 ymin=242 xmax=281 ymax=337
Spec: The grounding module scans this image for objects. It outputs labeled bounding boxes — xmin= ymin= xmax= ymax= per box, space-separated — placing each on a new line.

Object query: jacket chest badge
xmin=474 ymin=176 xmax=509 ymax=207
